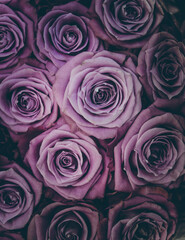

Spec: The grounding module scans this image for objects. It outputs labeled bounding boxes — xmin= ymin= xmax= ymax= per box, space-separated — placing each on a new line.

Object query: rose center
xmin=57 ymin=150 xmax=78 ymax=171
xmin=58 ymin=220 xmax=82 ymax=240
xmin=133 ymin=222 xmax=155 ymax=240
xmin=90 ymin=81 xmax=117 ymax=106
xmin=64 ymin=31 xmax=77 ymax=43
xmin=1 ymin=190 xmax=19 ymax=207
xmin=16 ymin=91 xmax=38 ymax=112
xmin=121 ymin=3 xmax=142 ymax=21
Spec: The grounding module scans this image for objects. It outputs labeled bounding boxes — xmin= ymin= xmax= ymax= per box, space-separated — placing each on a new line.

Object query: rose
xmin=89 ymin=0 xmax=164 ymax=48
xmin=27 ymin=202 xmax=101 ymax=240
xmin=137 ymin=32 xmax=185 ymax=101
xmin=36 ymin=2 xmax=103 ymax=70
xmin=24 ymin=123 xmax=109 ymax=200
xmin=0 ymin=157 xmax=42 ymax=230
xmin=107 ymin=188 xmax=177 ymax=240
xmin=0 ymin=4 xmax=34 ymax=71
xmin=0 ymin=64 xmax=58 ymax=133
xmin=114 ymin=104 xmax=185 ymax=192
xmin=53 ymin=50 xmax=142 ymax=139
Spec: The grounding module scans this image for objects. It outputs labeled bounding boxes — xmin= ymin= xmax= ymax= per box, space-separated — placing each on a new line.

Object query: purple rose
xmin=137 ymin=32 xmax=185 ymax=101
xmin=108 ymin=188 xmax=177 ymax=240
xmin=89 ymin=0 xmax=164 ymax=48
xmin=24 ymin=123 xmax=109 ymax=200
xmin=27 ymin=202 xmax=101 ymax=240
xmin=36 ymin=2 xmax=103 ymax=70
xmin=0 ymin=4 xmax=34 ymax=70
xmin=114 ymin=104 xmax=185 ymax=191
xmin=0 ymin=157 xmax=42 ymax=230
xmin=53 ymin=50 xmax=142 ymax=139
xmin=0 ymin=64 xmax=58 ymax=133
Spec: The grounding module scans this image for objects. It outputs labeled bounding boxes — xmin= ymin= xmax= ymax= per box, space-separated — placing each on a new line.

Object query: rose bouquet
xmin=0 ymin=0 xmax=185 ymax=239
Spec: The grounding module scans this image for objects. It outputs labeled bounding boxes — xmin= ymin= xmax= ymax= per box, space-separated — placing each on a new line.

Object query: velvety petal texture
xmin=27 ymin=202 xmax=100 ymax=240
xmin=53 ymin=50 xmax=142 ymax=139
xmin=24 ymin=123 xmax=109 ymax=200
xmin=0 ymin=4 xmax=34 ymax=70
xmin=36 ymin=2 xmax=103 ymax=69
xmin=0 ymin=159 xmax=42 ymax=230
xmin=89 ymin=0 xmax=164 ymax=48
xmin=0 ymin=64 xmax=58 ymax=133
xmin=114 ymin=104 xmax=185 ymax=191
xmin=108 ymin=189 xmax=177 ymax=240
xmin=137 ymin=32 xmax=185 ymax=101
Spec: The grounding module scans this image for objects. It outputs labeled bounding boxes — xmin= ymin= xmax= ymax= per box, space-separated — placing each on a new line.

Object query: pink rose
xmin=0 ymin=157 xmax=42 ymax=230
xmin=27 ymin=202 xmax=101 ymax=240
xmin=35 ymin=2 xmax=103 ymax=70
xmin=114 ymin=104 xmax=185 ymax=192
xmin=53 ymin=50 xmax=142 ymax=139
xmin=0 ymin=64 xmax=58 ymax=133
xmin=24 ymin=123 xmax=109 ymax=200
xmin=89 ymin=0 xmax=164 ymax=48
xmin=108 ymin=187 xmax=177 ymax=240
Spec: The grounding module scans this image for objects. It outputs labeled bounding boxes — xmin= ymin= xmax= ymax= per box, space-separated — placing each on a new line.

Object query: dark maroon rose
xmin=27 ymin=202 xmax=101 ymax=240
xmin=53 ymin=50 xmax=142 ymax=139
xmin=24 ymin=123 xmax=110 ymax=200
xmin=35 ymin=2 xmax=103 ymax=71
xmin=137 ymin=32 xmax=185 ymax=101
xmin=114 ymin=104 xmax=185 ymax=192
xmin=0 ymin=64 xmax=58 ymax=133
xmin=0 ymin=157 xmax=42 ymax=230
xmin=0 ymin=4 xmax=35 ymax=73
xmin=108 ymin=187 xmax=177 ymax=240
xmin=89 ymin=0 xmax=164 ymax=48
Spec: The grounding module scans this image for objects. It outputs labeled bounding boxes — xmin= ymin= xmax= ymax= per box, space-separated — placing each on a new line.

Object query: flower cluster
xmin=0 ymin=0 xmax=184 ymax=239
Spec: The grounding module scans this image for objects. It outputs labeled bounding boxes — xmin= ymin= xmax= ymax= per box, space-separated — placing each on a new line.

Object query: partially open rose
xmin=36 ymin=2 xmax=103 ymax=70
xmin=114 ymin=104 xmax=185 ymax=191
xmin=0 ymin=157 xmax=42 ymax=230
xmin=0 ymin=64 xmax=58 ymax=133
xmin=108 ymin=188 xmax=177 ymax=240
xmin=27 ymin=202 xmax=101 ymax=240
xmin=24 ymin=123 xmax=109 ymax=200
xmin=89 ymin=0 xmax=164 ymax=48
xmin=137 ymin=32 xmax=185 ymax=101
xmin=53 ymin=50 xmax=142 ymax=139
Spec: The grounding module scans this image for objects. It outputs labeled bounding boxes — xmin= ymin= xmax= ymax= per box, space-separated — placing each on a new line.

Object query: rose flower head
xmin=0 ymin=156 xmax=42 ymax=230
xmin=35 ymin=1 xmax=103 ymax=71
xmin=108 ymin=187 xmax=177 ymax=240
xmin=27 ymin=202 xmax=102 ymax=240
xmin=114 ymin=104 xmax=185 ymax=191
xmin=0 ymin=64 xmax=58 ymax=133
xmin=24 ymin=123 xmax=110 ymax=200
xmin=137 ymin=32 xmax=185 ymax=102
xmin=89 ymin=0 xmax=164 ymax=48
xmin=53 ymin=50 xmax=142 ymax=139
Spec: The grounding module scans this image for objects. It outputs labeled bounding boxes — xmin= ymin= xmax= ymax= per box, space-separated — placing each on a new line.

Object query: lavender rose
xmin=0 ymin=64 xmax=58 ymax=133
xmin=36 ymin=2 xmax=103 ymax=70
xmin=0 ymin=157 xmax=42 ymax=230
xmin=0 ymin=4 xmax=34 ymax=70
xmin=114 ymin=105 xmax=185 ymax=192
xmin=24 ymin=123 xmax=109 ymax=200
xmin=27 ymin=202 xmax=101 ymax=240
xmin=89 ymin=0 xmax=164 ymax=48
xmin=108 ymin=188 xmax=177 ymax=240
xmin=137 ymin=32 xmax=185 ymax=101
xmin=53 ymin=50 xmax=142 ymax=139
